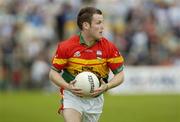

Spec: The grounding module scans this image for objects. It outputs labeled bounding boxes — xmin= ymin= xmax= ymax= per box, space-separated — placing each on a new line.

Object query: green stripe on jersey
xmin=62 ymin=70 xmax=75 ymax=83
xmin=112 ymin=65 xmax=124 ymax=74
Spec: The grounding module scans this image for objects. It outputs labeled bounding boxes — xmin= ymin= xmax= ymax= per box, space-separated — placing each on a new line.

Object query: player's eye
xmin=96 ymin=21 xmax=103 ymax=25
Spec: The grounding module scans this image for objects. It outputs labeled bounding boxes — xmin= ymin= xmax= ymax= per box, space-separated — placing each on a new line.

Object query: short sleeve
xmin=107 ymin=42 xmax=124 ymax=74
xmin=51 ymin=43 xmax=68 ymax=72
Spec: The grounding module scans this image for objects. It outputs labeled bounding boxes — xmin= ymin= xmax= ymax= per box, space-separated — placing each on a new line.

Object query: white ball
xmin=74 ymin=71 xmax=100 ymax=96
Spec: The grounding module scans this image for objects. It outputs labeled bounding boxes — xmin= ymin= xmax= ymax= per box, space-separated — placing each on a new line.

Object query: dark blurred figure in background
xmin=55 ymin=2 xmax=72 ymax=41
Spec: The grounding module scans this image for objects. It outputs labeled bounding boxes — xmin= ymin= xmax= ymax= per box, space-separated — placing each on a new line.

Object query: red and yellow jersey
xmin=51 ymin=33 xmax=124 ymax=82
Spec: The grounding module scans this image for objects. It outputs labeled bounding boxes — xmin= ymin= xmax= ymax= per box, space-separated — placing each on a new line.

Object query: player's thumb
xmin=70 ymin=80 xmax=76 ymax=85
xmin=100 ymin=78 xmax=105 ymax=85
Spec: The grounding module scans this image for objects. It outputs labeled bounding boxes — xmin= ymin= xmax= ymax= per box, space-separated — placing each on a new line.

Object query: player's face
xmin=89 ymin=14 xmax=104 ymax=40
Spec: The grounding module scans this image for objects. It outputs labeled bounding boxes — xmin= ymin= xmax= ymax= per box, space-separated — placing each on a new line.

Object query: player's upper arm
xmin=51 ymin=43 xmax=68 ymax=71
xmin=107 ymin=42 xmax=124 ymax=75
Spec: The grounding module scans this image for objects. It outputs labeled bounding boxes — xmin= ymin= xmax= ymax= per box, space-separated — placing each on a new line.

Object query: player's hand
xmin=68 ymin=80 xmax=84 ymax=97
xmin=90 ymin=78 xmax=108 ymax=97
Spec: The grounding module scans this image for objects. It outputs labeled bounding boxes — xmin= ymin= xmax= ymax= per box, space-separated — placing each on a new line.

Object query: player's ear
xmin=82 ymin=22 xmax=90 ymax=30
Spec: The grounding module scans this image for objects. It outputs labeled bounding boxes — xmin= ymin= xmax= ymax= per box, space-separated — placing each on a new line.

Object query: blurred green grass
xmin=0 ymin=91 xmax=179 ymax=122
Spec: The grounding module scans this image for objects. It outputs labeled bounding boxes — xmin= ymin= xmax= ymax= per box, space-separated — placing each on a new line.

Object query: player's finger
xmin=90 ymin=90 xmax=101 ymax=97
xmin=73 ymin=88 xmax=84 ymax=93
xmin=93 ymin=88 xmax=102 ymax=92
xmin=70 ymin=80 xmax=76 ymax=84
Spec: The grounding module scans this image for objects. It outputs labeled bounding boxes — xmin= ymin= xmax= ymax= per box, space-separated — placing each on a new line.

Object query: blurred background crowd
xmin=0 ymin=0 xmax=180 ymax=90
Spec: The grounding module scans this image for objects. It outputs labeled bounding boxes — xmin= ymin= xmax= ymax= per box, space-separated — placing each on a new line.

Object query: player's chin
xmin=96 ymin=34 xmax=103 ymax=39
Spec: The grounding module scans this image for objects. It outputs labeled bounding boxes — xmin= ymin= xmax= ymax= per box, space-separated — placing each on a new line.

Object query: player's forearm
xmin=106 ymin=71 xmax=124 ymax=90
xmin=49 ymin=69 xmax=70 ymax=89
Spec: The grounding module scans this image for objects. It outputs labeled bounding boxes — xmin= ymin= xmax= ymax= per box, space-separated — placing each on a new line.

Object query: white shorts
xmin=59 ymin=89 xmax=104 ymax=122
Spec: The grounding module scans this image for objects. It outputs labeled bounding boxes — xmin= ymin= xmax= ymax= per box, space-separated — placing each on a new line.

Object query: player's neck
xmin=81 ymin=31 xmax=96 ymax=47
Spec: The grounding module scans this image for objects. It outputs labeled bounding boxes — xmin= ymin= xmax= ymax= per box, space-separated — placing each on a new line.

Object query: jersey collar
xmin=78 ymin=32 xmax=99 ymax=47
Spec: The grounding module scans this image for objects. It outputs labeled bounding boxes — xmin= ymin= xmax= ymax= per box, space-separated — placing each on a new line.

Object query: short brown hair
xmin=77 ymin=7 xmax=102 ymax=30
